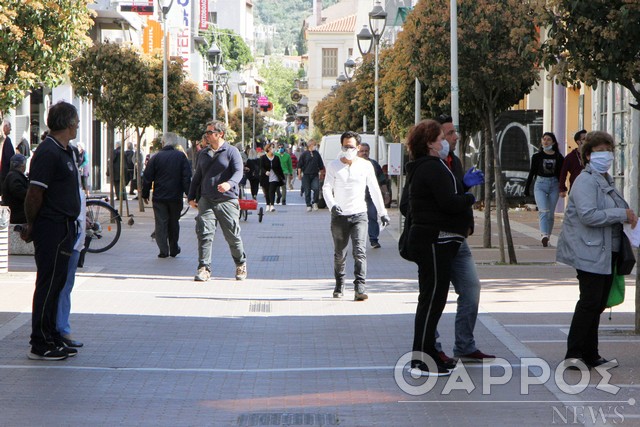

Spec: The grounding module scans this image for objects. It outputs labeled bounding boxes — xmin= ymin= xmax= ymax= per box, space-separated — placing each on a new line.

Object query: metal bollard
xmin=0 ymin=206 xmax=9 ymax=273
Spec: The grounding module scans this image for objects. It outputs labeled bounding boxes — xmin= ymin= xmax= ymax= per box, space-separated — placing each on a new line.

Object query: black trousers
xmin=153 ymin=200 xmax=183 ymax=256
xmin=30 ymin=218 xmax=76 ymax=350
xmin=412 ymin=237 xmax=462 ymax=364
xmin=565 ymin=253 xmax=617 ymax=362
xmin=262 ymin=182 xmax=279 ymax=205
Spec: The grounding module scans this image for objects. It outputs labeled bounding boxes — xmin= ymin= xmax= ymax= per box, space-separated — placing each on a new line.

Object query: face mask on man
xmin=589 ymin=151 xmax=613 ymax=173
xmin=437 ymin=140 xmax=450 ymax=160
xmin=341 ymin=146 xmax=358 ymax=161
xmin=279 ymin=148 xmax=285 ymax=154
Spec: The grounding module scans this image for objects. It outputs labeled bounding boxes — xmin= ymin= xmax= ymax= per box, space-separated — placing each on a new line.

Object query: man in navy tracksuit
xmin=23 ymin=101 xmax=81 ymax=361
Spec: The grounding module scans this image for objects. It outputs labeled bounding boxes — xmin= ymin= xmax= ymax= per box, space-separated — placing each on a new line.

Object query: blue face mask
xmin=543 ymin=144 xmax=554 ymax=152
xmin=589 ymin=151 xmax=613 ymax=173
xmin=438 ymin=140 xmax=450 ymax=160
xmin=279 ymin=148 xmax=285 ymax=153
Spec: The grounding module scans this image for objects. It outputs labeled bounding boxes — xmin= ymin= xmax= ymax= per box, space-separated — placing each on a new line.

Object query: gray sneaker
xmin=235 ymin=263 xmax=247 ymax=281
xmin=194 ymin=267 xmax=211 ymax=282
xmin=312 ymin=203 xmax=319 ymax=211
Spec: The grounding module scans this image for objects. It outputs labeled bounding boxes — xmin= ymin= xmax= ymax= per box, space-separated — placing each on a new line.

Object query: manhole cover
xmin=262 ymin=255 xmax=280 ymax=262
xmin=237 ymin=413 xmax=338 ymax=426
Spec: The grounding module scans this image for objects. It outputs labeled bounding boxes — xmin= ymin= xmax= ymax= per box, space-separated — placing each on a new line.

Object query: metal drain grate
xmin=238 ymin=413 xmax=338 ymax=426
xmin=261 ymin=255 xmax=280 ymax=262
xmin=257 ymin=236 xmax=293 ymax=239
xmin=248 ymin=301 xmax=272 ymax=313
xmin=271 ymin=223 xmax=285 ymax=227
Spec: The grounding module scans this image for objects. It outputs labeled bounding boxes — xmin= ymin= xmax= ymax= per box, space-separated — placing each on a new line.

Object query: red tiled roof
xmin=307 ymin=14 xmax=356 ymax=33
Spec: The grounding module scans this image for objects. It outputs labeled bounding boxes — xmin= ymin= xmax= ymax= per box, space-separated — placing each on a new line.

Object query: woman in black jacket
xmin=401 ymin=119 xmax=475 ymax=378
xmin=524 ymin=132 xmax=565 ymax=247
xmin=259 ymin=143 xmax=285 ymax=212
xmin=244 ymin=148 xmax=261 ymax=200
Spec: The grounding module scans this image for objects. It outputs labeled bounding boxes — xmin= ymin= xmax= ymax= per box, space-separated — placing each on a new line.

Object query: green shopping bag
xmin=606 ymin=266 xmax=626 ymax=308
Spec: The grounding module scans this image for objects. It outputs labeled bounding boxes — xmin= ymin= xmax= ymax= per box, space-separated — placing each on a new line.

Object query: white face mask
xmin=437 ymin=140 xmax=450 ymax=160
xmin=589 ymin=151 xmax=613 ymax=173
xmin=341 ymin=147 xmax=358 ymax=161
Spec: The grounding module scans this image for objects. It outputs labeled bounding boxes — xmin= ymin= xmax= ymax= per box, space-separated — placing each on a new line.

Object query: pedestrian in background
xmin=356 ymin=142 xmax=389 ymax=249
xmin=0 ymin=119 xmax=15 ymax=198
xmin=22 ymin=101 xmax=81 ymax=361
xmin=259 ymin=142 xmax=285 ymax=212
xmin=297 ymin=140 xmax=324 ymax=212
xmin=143 ymin=139 xmax=192 ymax=258
xmin=559 ymin=129 xmax=587 ymax=198
xmin=524 ymin=132 xmax=564 ymax=247
xmin=76 ymin=142 xmax=90 ymax=196
xmin=1 ymin=154 xmax=28 ymax=224
xmin=288 ymin=145 xmax=297 ymax=190
xmin=557 ymin=131 xmax=637 ymax=370
xmin=275 ymin=143 xmax=292 ymax=205
xmin=188 ymin=121 xmax=247 ymax=282
xmin=244 ymin=148 xmax=261 ymax=200
xmin=322 ymin=131 xmax=389 ymax=301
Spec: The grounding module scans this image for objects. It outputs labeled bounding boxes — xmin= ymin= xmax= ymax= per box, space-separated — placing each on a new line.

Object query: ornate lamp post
xmin=158 ymin=0 xmax=175 ymax=136
xmin=207 ymin=43 xmax=222 ymax=120
xmin=344 ymin=57 xmax=356 ymax=81
xmin=357 ymin=0 xmax=387 ymax=149
xmin=216 ymin=65 xmax=230 ymax=124
xmin=238 ymin=81 xmax=247 ymax=149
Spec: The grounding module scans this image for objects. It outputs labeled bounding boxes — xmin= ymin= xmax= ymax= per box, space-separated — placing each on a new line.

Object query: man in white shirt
xmin=322 ymin=131 xmax=390 ymax=301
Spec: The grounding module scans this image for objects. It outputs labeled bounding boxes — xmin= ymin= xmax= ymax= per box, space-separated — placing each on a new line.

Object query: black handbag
xmin=617 ymin=233 xmax=636 ymax=275
xmin=398 ymin=178 xmax=415 ymax=261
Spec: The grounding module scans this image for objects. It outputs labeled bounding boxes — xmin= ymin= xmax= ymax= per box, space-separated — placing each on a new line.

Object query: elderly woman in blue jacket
xmin=556 ymin=131 xmax=637 ymax=369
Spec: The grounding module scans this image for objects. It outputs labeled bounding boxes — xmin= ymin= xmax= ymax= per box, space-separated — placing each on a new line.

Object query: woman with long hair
xmin=524 ymin=132 xmax=565 ymax=246
xmin=259 ymin=143 xmax=285 ymax=212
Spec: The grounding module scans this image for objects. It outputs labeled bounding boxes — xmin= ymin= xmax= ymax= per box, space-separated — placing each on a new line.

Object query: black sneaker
xmin=333 ymin=286 xmax=343 ymax=298
xmin=408 ymin=362 xmax=451 ymax=377
xmin=59 ymin=346 xmax=78 ymax=357
xmin=28 ymin=346 xmax=68 ymax=361
xmin=371 ymin=242 xmax=381 ymax=249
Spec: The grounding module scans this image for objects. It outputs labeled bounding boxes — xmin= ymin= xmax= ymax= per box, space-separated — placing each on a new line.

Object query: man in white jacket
xmin=322 ymin=131 xmax=390 ymax=301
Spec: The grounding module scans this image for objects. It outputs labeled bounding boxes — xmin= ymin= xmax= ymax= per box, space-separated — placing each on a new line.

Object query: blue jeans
xmin=57 ymin=249 xmax=81 ymax=337
xmin=195 ymin=197 xmax=246 ymax=270
xmin=534 ymin=176 xmax=559 ymax=236
xmin=331 ymin=212 xmax=368 ymax=292
xmin=302 ymin=174 xmax=319 ymax=206
xmin=434 ymin=239 xmax=480 ymax=356
xmin=366 ymin=196 xmax=379 ymax=244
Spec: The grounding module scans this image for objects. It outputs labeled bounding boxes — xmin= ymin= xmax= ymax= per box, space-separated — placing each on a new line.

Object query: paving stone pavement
xmin=1 ymin=189 xmax=639 ymax=427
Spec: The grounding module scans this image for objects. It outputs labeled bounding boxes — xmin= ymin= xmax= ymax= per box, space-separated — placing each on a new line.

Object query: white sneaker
xmin=270 ymin=205 xmax=276 ymax=212
xmin=312 ymin=203 xmax=318 ymax=211
xmin=306 ymin=206 xmax=312 ymax=212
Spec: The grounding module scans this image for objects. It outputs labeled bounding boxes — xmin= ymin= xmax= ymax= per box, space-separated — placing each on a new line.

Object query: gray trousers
xmin=195 ymin=197 xmax=246 ymax=270
xmin=331 ymin=212 xmax=368 ymax=292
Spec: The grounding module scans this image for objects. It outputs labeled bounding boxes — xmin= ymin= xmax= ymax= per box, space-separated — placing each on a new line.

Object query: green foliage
xmin=258 ymin=59 xmax=297 ymax=119
xmin=541 ymin=0 xmax=640 ymax=108
xmin=71 ymin=42 xmax=149 ymax=128
xmin=198 ymin=29 xmax=253 ymax=72
xmin=254 ymin=0 xmax=340 ymax=55
xmin=0 ymin=0 xmax=94 ymax=114
xmin=228 ymin=107 xmax=266 ymax=146
xmin=396 ymin=0 xmax=541 ymax=129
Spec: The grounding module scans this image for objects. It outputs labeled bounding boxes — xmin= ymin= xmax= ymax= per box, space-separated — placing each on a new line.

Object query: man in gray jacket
xmin=188 ymin=121 xmax=247 ymax=282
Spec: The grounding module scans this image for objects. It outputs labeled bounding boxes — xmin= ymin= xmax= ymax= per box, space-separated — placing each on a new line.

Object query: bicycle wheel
xmin=85 ymin=199 xmax=122 ymax=253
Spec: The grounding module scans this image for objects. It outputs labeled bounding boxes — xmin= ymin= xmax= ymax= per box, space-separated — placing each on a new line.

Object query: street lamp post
xmin=251 ymin=94 xmax=257 ymax=150
xmin=344 ymin=57 xmax=356 ymax=81
xmin=207 ymin=43 xmax=222 ymax=121
xmin=238 ymin=81 xmax=247 ymax=150
xmin=158 ymin=0 xmax=175 ymax=136
xmin=357 ymin=1 xmax=387 ymax=150
xmin=216 ymin=65 xmax=230 ymax=124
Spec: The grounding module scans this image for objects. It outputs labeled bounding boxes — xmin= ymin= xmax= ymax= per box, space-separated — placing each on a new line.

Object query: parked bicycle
xmin=85 ymin=197 xmax=122 ymax=253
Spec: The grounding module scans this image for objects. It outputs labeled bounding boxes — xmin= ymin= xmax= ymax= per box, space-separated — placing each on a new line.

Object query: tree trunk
xmin=487 ymin=115 xmax=506 ymax=263
xmin=136 ymin=128 xmax=145 ymax=212
xmin=488 ymin=109 xmax=517 ymax=264
xmin=107 ymin=125 xmax=115 ymax=207
xmin=483 ymin=127 xmax=493 ymax=248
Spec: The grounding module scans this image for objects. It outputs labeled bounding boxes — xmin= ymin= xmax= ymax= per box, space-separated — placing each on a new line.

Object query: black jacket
xmin=403 ymin=155 xmax=474 ymax=237
xmin=259 ymin=154 xmax=285 ymax=188
xmin=142 ymin=145 xmax=192 ymax=202
xmin=2 ymin=169 xmax=28 ymax=223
